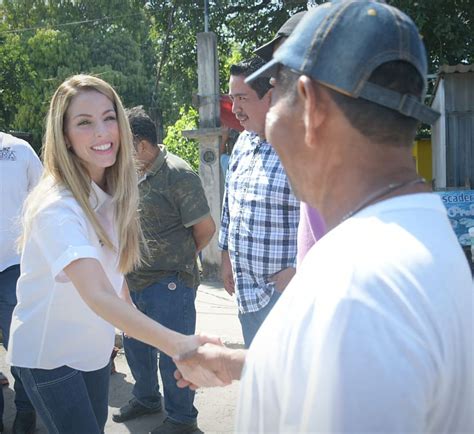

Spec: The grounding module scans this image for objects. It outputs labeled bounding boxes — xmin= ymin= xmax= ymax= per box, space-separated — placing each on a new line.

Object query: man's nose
xmin=232 ymin=100 xmax=240 ymax=114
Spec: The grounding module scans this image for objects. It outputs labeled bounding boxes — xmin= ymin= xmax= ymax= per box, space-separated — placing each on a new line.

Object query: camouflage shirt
xmin=126 ymin=146 xmax=210 ymax=291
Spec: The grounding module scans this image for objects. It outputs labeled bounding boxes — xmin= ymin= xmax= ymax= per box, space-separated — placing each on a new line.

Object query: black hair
xmin=275 ymin=65 xmax=300 ymax=104
xmin=125 ymin=106 xmax=158 ymax=147
xmin=277 ymin=61 xmax=423 ymax=146
xmin=327 ymin=61 xmax=423 ymax=146
xmin=230 ymin=57 xmax=273 ymax=99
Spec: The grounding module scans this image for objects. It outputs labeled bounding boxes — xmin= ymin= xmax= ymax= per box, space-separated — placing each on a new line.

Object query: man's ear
xmin=135 ymin=139 xmax=147 ymax=154
xmin=298 ymin=76 xmax=326 ymax=149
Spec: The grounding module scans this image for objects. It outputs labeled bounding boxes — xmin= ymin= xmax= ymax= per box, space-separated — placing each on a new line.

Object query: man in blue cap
xmin=174 ymin=2 xmax=473 ymax=432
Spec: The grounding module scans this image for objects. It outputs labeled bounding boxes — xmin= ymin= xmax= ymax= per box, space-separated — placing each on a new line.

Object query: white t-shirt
xmin=7 ymin=180 xmax=123 ymax=371
xmin=0 ymin=132 xmax=43 ymax=271
xmin=237 ymin=193 xmax=473 ymax=433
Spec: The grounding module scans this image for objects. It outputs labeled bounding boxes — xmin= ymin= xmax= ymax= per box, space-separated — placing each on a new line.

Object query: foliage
xmin=146 ymin=0 xmax=306 ymax=127
xmin=220 ymin=43 xmax=244 ymax=94
xmin=0 ymin=31 xmax=34 ymax=134
xmin=0 ymin=0 xmax=155 ymax=147
xmin=163 ymin=106 xmax=200 ymax=172
xmin=12 ymin=29 xmax=72 ymax=148
xmin=1 ymin=0 xmax=473 ymax=159
xmin=389 ymin=0 xmax=473 ymax=70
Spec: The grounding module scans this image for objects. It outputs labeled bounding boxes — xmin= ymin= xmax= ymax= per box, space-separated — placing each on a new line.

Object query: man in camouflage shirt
xmin=112 ymin=107 xmax=215 ymax=434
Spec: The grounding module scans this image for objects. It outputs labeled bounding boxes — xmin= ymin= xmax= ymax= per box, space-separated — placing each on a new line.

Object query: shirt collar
xmin=139 ymin=145 xmax=166 ymax=183
xmin=246 ymin=130 xmax=268 ymax=147
xmin=90 ymin=181 xmax=113 ymax=210
xmin=147 ymin=145 xmax=166 ymax=175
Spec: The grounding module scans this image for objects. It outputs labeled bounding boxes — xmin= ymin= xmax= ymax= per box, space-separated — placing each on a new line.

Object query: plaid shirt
xmin=219 ymin=131 xmax=300 ymax=313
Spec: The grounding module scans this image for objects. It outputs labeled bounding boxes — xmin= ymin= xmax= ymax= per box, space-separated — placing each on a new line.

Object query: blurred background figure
xmin=219 ymin=127 xmax=239 ymax=178
xmin=0 ymin=131 xmax=41 ymax=434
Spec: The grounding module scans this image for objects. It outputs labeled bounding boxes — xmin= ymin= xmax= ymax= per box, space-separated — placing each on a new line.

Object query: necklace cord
xmin=341 ymin=177 xmax=426 ymax=222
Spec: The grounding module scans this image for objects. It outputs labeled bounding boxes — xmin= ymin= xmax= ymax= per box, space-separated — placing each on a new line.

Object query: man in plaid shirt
xmin=219 ymin=57 xmax=300 ymax=347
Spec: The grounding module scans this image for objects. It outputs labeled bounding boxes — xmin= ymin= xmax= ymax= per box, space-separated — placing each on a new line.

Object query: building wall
xmin=443 ymin=72 xmax=474 ymax=188
xmin=412 ymin=139 xmax=432 ymax=182
xmin=431 ymin=78 xmax=446 ymax=188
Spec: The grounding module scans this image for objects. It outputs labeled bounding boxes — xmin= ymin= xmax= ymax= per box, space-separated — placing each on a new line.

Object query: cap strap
xmin=360 ymin=82 xmax=440 ymax=124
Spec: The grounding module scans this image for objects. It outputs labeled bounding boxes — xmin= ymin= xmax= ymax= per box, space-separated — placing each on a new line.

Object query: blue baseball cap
xmin=247 ymin=0 xmax=440 ymax=124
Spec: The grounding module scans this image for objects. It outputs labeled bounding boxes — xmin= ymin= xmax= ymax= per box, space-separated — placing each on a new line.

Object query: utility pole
xmin=183 ymin=10 xmax=222 ymax=278
xmin=204 ymin=0 xmax=209 ymax=32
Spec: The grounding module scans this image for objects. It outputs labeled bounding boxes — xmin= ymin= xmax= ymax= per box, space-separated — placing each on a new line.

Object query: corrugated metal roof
xmin=445 ymin=111 xmax=474 ymax=187
xmin=430 ymin=65 xmax=474 ymax=188
xmin=443 ymin=71 xmax=474 ymax=112
xmin=431 ymin=64 xmax=474 ymax=107
xmin=438 ymin=64 xmax=474 ymax=74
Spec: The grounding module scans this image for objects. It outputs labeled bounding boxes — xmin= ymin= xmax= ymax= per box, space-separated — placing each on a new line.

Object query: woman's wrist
xmin=160 ymin=331 xmax=199 ymax=358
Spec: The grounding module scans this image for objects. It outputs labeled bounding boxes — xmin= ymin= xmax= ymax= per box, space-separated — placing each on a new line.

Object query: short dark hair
xmin=327 ymin=61 xmax=423 ymax=146
xmin=230 ymin=57 xmax=273 ymax=99
xmin=275 ymin=65 xmax=300 ymax=104
xmin=125 ymin=106 xmax=158 ymax=147
xmin=277 ymin=61 xmax=423 ymax=146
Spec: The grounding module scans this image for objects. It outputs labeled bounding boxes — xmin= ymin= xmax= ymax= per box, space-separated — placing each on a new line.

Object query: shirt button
xmin=237 ymin=272 xmax=242 ymax=276
xmin=235 ymin=252 xmax=239 ymax=256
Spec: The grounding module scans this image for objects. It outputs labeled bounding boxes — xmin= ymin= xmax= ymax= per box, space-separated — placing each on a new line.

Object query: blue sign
xmin=437 ymin=190 xmax=474 ymax=246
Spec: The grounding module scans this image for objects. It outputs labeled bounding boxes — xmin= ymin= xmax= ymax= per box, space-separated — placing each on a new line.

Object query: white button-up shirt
xmin=0 ymin=133 xmax=42 ymax=271
xmin=7 ymin=180 xmax=123 ymax=371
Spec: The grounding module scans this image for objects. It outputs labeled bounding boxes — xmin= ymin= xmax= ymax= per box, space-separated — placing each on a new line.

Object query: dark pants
xmin=16 ymin=363 xmax=110 ymax=434
xmin=123 ymin=275 xmax=198 ymax=424
xmin=0 ymin=265 xmax=35 ymax=420
xmin=238 ymin=289 xmax=281 ymax=348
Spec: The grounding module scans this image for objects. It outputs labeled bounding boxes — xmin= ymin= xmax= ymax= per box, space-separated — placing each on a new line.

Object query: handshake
xmin=171 ymin=334 xmax=247 ymax=389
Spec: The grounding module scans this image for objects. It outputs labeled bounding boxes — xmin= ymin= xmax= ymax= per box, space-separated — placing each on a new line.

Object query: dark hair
xmin=230 ymin=57 xmax=273 ymax=99
xmin=275 ymin=65 xmax=301 ymax=104
xmin=327 ymin=61 xmax=423 ymax=146
xmin=277 ymin=61 xmax=423 ymax=146
xmin=125 ymin=106 xmax=158 ymax=147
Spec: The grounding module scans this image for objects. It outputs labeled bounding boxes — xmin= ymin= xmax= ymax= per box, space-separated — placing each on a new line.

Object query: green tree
xmin=389 ymin=0 xmax=473 ymax=70
xmin=1 ymin=0 xmax=472 ymax=162
xmin=12 ymin=29 xmax=75 ymax=146
xmin=146 ymin=1 xmax=306 ymax=128
xmin=1 ymin=0 xmax=155 ymax=146
xmin=0 ymin=31 xmax=34 ymax=133
xmin=163 ymin=106 xmax=200 ymax=172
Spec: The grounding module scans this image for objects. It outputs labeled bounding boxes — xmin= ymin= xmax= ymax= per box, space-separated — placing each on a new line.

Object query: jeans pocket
xmin=30 ymin=366 xmax=79 ymax=389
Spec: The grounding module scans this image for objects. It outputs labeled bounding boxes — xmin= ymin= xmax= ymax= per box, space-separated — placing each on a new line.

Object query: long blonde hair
xmin=21 ymin=74 xmax=142 ymax=273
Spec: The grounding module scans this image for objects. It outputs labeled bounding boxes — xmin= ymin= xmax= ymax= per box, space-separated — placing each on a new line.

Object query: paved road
xmin=0 ymin=281 xmax=243 ymax=434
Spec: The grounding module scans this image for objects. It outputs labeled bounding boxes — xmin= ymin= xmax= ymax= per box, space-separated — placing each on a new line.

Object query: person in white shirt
xmin=173 ymin=2 xmax=473 ymax=433
xmin=0 ymin=132 xmax=41 ymax=434
xmin=6 ymin=75 xmax=219 ymax=434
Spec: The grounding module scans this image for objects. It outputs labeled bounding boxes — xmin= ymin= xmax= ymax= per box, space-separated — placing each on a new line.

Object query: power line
xmin=0 ymin=12 xmax=144 ymax=35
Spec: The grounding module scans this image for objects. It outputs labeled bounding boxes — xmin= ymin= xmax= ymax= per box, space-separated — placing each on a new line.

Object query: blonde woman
xmin=6 ymin=75 xmax=217 ymax=434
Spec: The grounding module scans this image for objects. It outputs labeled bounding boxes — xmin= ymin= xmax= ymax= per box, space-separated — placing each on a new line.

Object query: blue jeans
xmin=16 ymin=363 xmax=110 ymax=434
xmin=0 ymin=265 xmax=35 ymax=420
xmin=124 ymin=274 xmax=198 ymax=424
xmin=238 ymin=289 xmax=281 ymax=348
